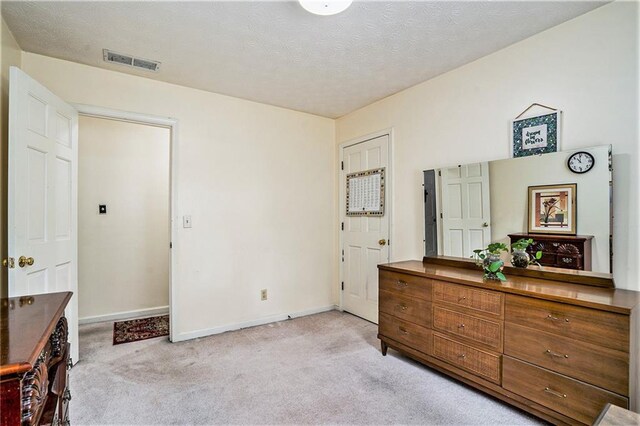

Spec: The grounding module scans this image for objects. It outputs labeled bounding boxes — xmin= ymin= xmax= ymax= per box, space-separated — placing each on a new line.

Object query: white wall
xmin=0 ymin=17 xmax=22 ymax=297
xmin=336 ymin=2 xmax=639 ymax=292
xmin=489 ymin=145 xmax=610 ymax=272
xmin=78 ymin=116 xmax=170 ymax=320
xmin=21 ymin=53 xmax=336 ymax=339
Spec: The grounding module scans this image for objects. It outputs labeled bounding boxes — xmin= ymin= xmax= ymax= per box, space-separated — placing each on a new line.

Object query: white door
xmin=341 ymin=134 xmax=390 ymax=323
xmin=8 ymin=67 xmax=79 ymax=363
xmin=440 ymin=162 xmax=491 ymax=258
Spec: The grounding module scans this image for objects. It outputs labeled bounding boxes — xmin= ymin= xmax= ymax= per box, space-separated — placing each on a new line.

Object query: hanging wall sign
xmin=346 ymin=167 xmax=385 ymax=216
xmin=510 ymin=103 xmax=562 ymax=158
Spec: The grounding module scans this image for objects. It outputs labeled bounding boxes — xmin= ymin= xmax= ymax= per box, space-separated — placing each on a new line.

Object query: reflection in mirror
xmin=423 ymin=145 xmax=611 ymax=273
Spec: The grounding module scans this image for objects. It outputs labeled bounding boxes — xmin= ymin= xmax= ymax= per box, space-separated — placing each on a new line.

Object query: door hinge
xmin=342 ymin=249 xmax=344 ymax=262
xmin=424 ymin=190 xmax=428 ymax=203
xmin=2 ymin=257 xmax=15 ymax=268
xmin=341 ymin=222 xmax=344 ymax=231
xmin=438 ymin=170 xmax=441 ymax=176
xmin=341 ymin=282 xmax=344 ymax=291
xmin=440 ymin=213 xmax=443 ymax=219
xmin=170 ymin=242 xmax=173 ymax=249
xmin=341 ymin=161 xmax=344 ymax=170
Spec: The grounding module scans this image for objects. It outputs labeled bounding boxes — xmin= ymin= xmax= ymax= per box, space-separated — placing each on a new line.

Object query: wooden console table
xmin=378 ymin=257 xmax=639 ymax=425
xmin=1 ymin=292 xmax=72 ymax=426
xmin=508 ymin=233 xmax=594 ymax=271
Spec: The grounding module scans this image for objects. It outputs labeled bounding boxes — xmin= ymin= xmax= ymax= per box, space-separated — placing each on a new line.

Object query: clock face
xmin=568 ymin=152 xmax=594 ymax=174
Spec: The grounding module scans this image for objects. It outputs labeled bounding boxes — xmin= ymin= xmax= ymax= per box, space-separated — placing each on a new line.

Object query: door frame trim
xmin=72 ymin=104 xmax=180 ymax=343
xmin=337 ymin=128 xmax=394 ymax=317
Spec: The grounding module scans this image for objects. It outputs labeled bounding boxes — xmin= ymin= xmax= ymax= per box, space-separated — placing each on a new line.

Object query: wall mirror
xmin=423 ymin=145 xmax=612 ymax=273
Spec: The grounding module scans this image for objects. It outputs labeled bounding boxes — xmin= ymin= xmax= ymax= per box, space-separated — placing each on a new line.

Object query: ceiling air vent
xmin=103 ymin=49 xmax=161 ymax=72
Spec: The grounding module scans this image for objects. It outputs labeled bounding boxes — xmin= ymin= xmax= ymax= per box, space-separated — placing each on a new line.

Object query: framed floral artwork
xmin=528 ymin=184 xmax=576 ymax=235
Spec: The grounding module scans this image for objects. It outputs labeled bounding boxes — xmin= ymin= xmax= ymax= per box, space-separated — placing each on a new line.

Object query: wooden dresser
xmin=378 ymin=257 xmax=639 ymax=425
xmin=508 ymin=233 xmax=594 ymax=271
xmin=1 ymin=292 xmax=72 ymax=426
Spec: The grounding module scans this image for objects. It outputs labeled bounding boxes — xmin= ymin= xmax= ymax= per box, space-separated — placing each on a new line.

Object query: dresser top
xmin=0 ymin=291 xmax=72 ymax=376
xmin=379 ymin=260 xmax=640 ymax=314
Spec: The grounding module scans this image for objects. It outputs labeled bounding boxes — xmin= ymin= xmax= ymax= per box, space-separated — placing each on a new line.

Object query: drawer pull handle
xmin=458 ymin=354 xmax=466 ymax=359
xmin=397 ymin=280 xmax=408 ymax=288
xmin=458 ymin=296 xmax=467 ymax=302
xmin=397 ymin=304 xmax=408 ymax=311
xmin=458 ymin=323 xmax=465 ymax=329
xmin=398 ymin=327 xmax=408 ymax=335
xmin=544 ymin=387 xmax=567 ymax=398
xmin=545 ymin=349 xmax=569 ymax=359
xmin=546 ymin=314 xmax=570 ymax=323
xmin=561 ymin=257 xmax=573 ymax=264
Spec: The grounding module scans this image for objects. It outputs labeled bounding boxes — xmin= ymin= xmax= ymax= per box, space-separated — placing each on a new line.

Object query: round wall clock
xmin=567 ymin=151 xmax=595 ymax=174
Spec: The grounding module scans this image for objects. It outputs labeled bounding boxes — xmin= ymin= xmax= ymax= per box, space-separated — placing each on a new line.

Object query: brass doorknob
xmin=18 ymin=256 xmax=34 ymax=268
xmin=378 ymin=239 xmax=387 ymax=246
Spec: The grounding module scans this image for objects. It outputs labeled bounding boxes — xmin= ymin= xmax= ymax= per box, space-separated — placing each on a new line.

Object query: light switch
xmin=183 ymin=215 xmax=192 ymax=228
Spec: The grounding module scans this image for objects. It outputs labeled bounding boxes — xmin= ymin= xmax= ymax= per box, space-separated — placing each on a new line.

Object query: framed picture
xmin=528 ymin=184 xmax=577 ymax=235
xmin=511 ymin=111 xmax=561 ymax=158
xmin=346 ymin=167 xmax=385 ymax=216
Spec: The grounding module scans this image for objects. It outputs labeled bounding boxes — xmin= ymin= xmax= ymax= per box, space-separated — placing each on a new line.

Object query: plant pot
xmin=511 ymin=248 xmax=531 ymax=268
xmin=482 ymin=253 xmax=504 ymax=281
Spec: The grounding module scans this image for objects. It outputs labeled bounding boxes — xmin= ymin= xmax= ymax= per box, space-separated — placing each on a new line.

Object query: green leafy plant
xmin=471 ymin=243 xmax=508 ymax=281
xmin=511 ymin=238 xmax=543 ymax=266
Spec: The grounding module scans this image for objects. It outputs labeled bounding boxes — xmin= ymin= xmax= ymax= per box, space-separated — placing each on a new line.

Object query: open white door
xmin=440 ymin=162 xmax=491 ymax=258
xmin=8 ymin=67 xmax=79 ymax=363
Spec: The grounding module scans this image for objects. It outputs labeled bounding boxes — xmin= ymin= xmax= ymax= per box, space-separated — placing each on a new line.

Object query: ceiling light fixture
xmin=299 ymin=0 xmax=353 ymax=16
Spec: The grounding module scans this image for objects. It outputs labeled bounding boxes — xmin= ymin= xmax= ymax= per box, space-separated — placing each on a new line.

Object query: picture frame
xmin=511 ymin=111 xmax=561 ymax=158
xmin=528 ymin=183 xmax=577 ymax=235
xmin=346 ymin=167 xmax=385 ymax=216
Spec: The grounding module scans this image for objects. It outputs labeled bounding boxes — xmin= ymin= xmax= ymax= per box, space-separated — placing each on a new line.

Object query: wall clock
xmin=567 ymin=151 xmax=595 ymax=174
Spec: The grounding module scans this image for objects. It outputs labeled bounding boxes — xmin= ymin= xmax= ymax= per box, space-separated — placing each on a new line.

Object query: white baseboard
xmin=173 ymin=305 xmax=338 ymax=342
xmin=79 ymin=306 xmax=169 ymax=325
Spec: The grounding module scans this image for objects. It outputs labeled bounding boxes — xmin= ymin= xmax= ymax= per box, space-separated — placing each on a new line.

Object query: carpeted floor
xmin=71 ymin=310 xmax=543 ymax=425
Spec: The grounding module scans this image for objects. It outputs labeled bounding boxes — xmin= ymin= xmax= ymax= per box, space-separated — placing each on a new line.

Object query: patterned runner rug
xmin=113 ymin=315 xmax=169 ymax=345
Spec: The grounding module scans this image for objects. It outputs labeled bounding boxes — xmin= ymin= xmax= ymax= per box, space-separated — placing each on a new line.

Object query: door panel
xmin=9 ymin=67 xmax=79 ymax=363
xmin=440 ymin=163 xmax=491 ymax=258
xmin=341 ymin=134 xmax=390 ymax=323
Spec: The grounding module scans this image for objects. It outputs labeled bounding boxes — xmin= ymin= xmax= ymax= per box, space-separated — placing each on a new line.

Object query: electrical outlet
xmin=260 ymin=289 xmax=268 ymax=301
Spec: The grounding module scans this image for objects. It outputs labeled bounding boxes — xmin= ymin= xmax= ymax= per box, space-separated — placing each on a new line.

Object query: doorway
xmin=77 ymin=116 xmax=171 ymax=328
xmin=339 ymin=131 xmax=392 ymax=324
xmin=73 ymin=105 xmax=179 ymax=343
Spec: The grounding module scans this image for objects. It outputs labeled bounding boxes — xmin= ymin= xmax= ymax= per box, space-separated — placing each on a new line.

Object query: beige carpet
xmin=71 ymin=310 xmax=542 ymax=425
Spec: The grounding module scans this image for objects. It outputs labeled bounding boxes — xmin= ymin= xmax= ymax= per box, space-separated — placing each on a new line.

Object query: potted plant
xmin=471 ymin=242 xmax=508 ymax=281
xmin=510 ymin=238 xmax=543 ymax=268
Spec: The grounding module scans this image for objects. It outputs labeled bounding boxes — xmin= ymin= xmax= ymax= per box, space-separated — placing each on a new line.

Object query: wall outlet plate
xmin=260 ymin=289 xmax=268 ymax=301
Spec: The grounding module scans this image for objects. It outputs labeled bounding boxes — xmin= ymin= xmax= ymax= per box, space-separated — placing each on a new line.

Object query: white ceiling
xmin=2 ymin=1 xmax=604 ymax=118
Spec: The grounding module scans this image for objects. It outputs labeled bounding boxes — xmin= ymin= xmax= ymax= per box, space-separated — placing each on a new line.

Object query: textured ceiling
xmin=2 ymin=1 xmax=604 ymax=118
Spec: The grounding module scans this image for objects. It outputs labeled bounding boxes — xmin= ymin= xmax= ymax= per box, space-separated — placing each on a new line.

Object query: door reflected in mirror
xmin=424 ymin=145 xmax=611 ymax=273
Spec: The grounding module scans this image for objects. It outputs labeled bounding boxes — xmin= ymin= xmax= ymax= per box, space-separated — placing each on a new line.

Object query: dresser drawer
xmin=380 ymin=270 xmax=432 ymax=301
xmin=504 ymin=322 xmax=628 ymax=396
xmin=379 ymin=312 xmax=432 ymax=355
xmin=433 ymin=333 xmax=501 ymax=384
xmin=433 ymin=281 xmax=502 ymax=317
xmin=433 ymin=306 xmax=502 ymax=351
xmin=503 ymin=357 xmax=628 ymax=424
xmin=379 ymin=290 xmax=431 ymax=328
xmin=505 ymin=295 xmax=629 ymax=352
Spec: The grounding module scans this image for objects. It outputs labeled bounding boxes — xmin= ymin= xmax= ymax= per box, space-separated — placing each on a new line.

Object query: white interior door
xmin=440 ymin=162 xmax=491 ymax=258
xmin=341 ymin=134 xmax=390 ymax=323
xmin=8 ymin=66 xmax=79 ymax=363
